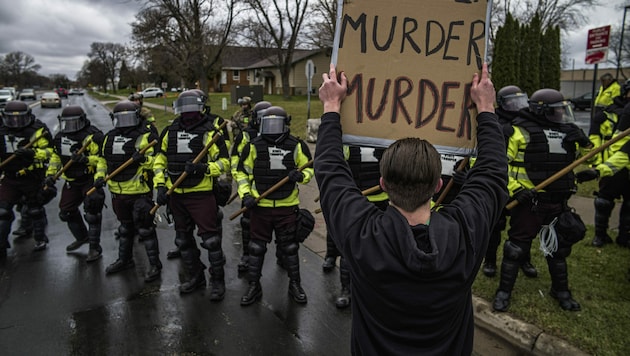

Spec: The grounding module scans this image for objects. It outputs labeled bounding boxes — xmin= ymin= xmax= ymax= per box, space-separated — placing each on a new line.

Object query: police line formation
xmin=0 ymin=67 xmax=628 ymax=352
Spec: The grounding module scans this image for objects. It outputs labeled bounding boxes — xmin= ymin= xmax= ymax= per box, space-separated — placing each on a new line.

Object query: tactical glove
xmin=156 ymin=185 xmax=169 ymax=206
xmin=243 ymin=194 xmax=257 ymax=209
xmin=185 ymin=161 xmax=208 ymax=175
xmin=132 ymin=151 xmax=146 ymax=164
xmin=575 ymin=169 xmax=599 ymax=183
xmin=513 ymin=188 xmax=536 ymax=205
xmin=288 ymin=169 xmax=304 ymax=183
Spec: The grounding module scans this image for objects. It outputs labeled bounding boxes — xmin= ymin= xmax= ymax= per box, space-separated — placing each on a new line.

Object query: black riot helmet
xmin=58 ymin=105 xmax=87 ymax=133
xmin=173 ymin=90 xmax=205 ymax=115
xmin=259 ymin=106 xmax=291 ymax=135
xmin=2 ymin=101 xmax=33 ymax=128
xmin=497 ymin=85 xmax=529 ymax=112
xmin=251 ymin=101 xmax=272 ymax=129
xmin=128 ymin=93 xmax=143 ymax=106
xmin=529 ymin=89 xmax=575 ymax=124
xmin=109 ymin=100 xmax=141 ymax=128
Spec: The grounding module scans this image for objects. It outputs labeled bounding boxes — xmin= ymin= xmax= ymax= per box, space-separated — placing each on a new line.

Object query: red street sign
xmin=585 ymin=25 xmax=611 ymax=64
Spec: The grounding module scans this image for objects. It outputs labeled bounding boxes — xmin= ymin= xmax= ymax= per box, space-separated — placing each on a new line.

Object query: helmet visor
xmin=500 ymin=93 xmax=529 ymax=111
xmin=2 ymin=110 xmax=31 ymax=128
xmin=112 ymin=111 xmax=139 ymax=128
xmin=260 ymin=117 xmax=286 ymax=135
xmin=546 ymin=101 xmax=575 ymax=123
xmin=60 ymin=116 xmax=85 ymax=133
xmin=174 ymin=96 xmax=203 ymax=114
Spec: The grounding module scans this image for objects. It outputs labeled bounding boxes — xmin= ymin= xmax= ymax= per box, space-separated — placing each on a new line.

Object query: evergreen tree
xmin=540 ymin=25 xmax=561 ymax=90
xmin=521 ymin=13 xmax=542 ymax=95
xmin=492 ymin=13 xmax=521 ymax=91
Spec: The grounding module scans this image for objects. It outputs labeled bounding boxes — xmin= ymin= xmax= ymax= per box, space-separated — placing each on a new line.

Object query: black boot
xmin=106 ymin=259 xmax=135 ymax=274
xmin=323 ymin=233 xmax=339 ymax=273
xmin=547 ymin=257 xmax=581 ymax=311
xmin=521 ymin=261 xmax=538 ymax=278
xmin=143 ymin=235 xmax=162 ymax=282
xmin=288 ymin=279 xmax=307 ymax=304
xmin=336 ymin=257 xmax=351 ymax=308
xmin=167 ymin=246 xmax=181 ymax=259
xmin=592 ymin=197 xmax=614 ymax=247
xmin=282 ymin=241 xmax=307 ymax=304
xmin=85 ymin=212 xmax=102 ymax=263
xmin=238 ymin=217 xmax=251 ymax=273
xmin=335 ymin=286 xmax=351 ymax=309
xmin=482 ymin=261 xmax=497 ymax=277
xmin=209 ymin=267 xmax=226 ymax=302
xmin=179 ymin=268 xmax=206 ymax=294
xmin=13 ymin=205 xmax=32 ymax=241
xmin=64 ymin=210 xmax=89 ymax=251
xmin=31 ymin=208 xmax=48 ymax=252
xmin=240 ymin=281 xmax=262 ymax=306
xmin=492 ymin=241 xmax=523 ymax=312
xmin=178 ymin=231 xmax=206 ymax=293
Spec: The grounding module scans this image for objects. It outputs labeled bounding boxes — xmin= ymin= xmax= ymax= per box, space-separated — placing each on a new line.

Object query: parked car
xmin=55 ymin=88 xmax=68 ymax=98
xmin=139 ymin=87 xmax=164 ymax=98
xmin=19 ymin=89 xmax=36 ymax=100
xmin=41 ymin=92 xmax=62 ymax=108
xmin=2 ymin=87 xmax=17 ymax=98
xmin=0 ymin=89 xmax=15 ymax=110
xmin=570 ymin=92 xmax=593 ymax=111
xmin=68 ymin=88 xmax=84 ymax=95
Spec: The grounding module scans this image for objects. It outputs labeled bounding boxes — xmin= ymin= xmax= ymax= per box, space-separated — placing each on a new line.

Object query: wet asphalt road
xmin=0 ymin=94 xmax=352 ymax=355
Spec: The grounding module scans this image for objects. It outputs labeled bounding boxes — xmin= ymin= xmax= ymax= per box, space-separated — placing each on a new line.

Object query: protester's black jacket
xmin=314 ymin=111 xmax=508 ymax=356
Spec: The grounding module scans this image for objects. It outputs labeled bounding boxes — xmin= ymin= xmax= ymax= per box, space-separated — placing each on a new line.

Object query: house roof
xmin=244 ymin=48 xmax=324 ymax=70
xmin=220 ymin=46 xmax=270 ymax=69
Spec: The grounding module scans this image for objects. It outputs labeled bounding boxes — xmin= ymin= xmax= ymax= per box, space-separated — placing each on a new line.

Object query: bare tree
xmin=88 ymin=43 xmax=127 ymax=93
xmin=492 ymin=0 xmax=600 ymax=32
xmin=1 ymin=51 xmax=41 ymax=88
xmin=242 ymin=0 xmax=310 ymax=98
xmin=131 ymin=0 xmax=238 ymax=92
xmin=303 ymin=0 xmax=337 ymax=49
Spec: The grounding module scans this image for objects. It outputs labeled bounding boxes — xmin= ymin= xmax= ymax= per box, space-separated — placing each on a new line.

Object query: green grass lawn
xmin=91 ymin=90 xmax=630 ymax=354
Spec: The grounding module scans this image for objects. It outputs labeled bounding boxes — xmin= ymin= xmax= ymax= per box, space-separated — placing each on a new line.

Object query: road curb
xmin=472 ymin=296 xmax=590 ymax=355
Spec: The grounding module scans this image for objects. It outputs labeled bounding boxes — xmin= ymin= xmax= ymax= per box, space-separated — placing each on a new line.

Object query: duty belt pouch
xmin=555 ymin=208 xmax=586 ymax=246
xmin=214 ymin=178 xmax=232 ymax=207
xmin=295 ymin=208 xmax=315 ymax=242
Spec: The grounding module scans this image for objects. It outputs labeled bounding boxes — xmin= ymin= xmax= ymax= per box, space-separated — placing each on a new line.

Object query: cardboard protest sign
xmin=332 ymin=0 xmax=490 ymax=156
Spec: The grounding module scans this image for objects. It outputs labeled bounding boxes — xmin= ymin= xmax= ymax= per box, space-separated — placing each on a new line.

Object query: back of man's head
xmin=380 ymin=138 xmax=441 ymax=212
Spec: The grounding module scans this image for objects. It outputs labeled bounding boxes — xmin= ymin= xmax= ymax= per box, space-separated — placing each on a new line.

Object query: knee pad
xmin=200 ymin=234 xmax=221 ymax=250
xmin=84 ymin=212 xmax=102 ymax=225
xmin=59 ymin=209 xmax=80 ymax=222
xmin=118 ymin=224 xmax=133 ymax=239
xmin=594 ymin=197 xmax=615 ymax=212
xmin=503 ymin=240 xmax=524 ymax=261
xmin=249 ymin=239 xmax=267 ymax=256
xmin=240 ymin=216 xmax=250 ymax=230
xmin=279 ymin=241 xmax=299 ymax=256
xmin=137 ymin=226 xmax=156 ymax=240
xmin=0 ymin=207 xmax=14 ymax=221
xmin=27 ymin=206 xmax=46 ymax=219
xmin=175 ymin=231 xmax=195 ymax=249
xmin=552 ymin=246 xmax=572 ymax=259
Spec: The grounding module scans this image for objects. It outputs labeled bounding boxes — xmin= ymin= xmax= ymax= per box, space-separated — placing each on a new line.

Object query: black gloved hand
xmin=451 ymin=170 xmax=468 ymax=186
xmin=576 ymin=169 xmax=599 ymax=183
xmin=132 ymin=151 xmax=146 ymax=164
xmin=564 ymin=129 xmax=591 ymax=147
xmin=84 ymin=186 xmax=104 ymax=213
xmin=71 ymin=151 xmax=89 ymax=164
xmin=43 ymin=176 xmax=56 ymax=188
xmin=156 ymin=185 xmax=169 ymax=206
xmin=185 ymin=161 xmax=208 ymax=175
xmin=15 ymin=148 xmax=35 ymax=166
xmin=92 ymin=177 xmax=106 ymax=189
xmin=513 ymin=188 xmax=536 ymax=205
xmin=243 ymin=194 xmax=257 ymax=209
xmin=288 ymin=169 xmax=304 ymax=183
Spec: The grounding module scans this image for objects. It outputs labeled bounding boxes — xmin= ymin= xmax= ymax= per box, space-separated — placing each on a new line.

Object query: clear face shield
xmin=500 ymin=93 xmax=529 ymax=112
xmin=59 ymin=116 xmax=85 ymax=133
xmin=112 ymin=110 xmax=140 ymax=128
xmin=259 ymin=117 xmax=287 ymax=135
xmin=545 ymin=101 xmax=575 ymax=124
xmin=174 ymin=96 xmax=203 ymax=115
xmin=2 ymin=110 xmax=31 ymax=128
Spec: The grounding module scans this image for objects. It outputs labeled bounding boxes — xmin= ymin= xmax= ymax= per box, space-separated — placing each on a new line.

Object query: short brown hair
xmin=380 ymin=138 xmax=442 ymax=211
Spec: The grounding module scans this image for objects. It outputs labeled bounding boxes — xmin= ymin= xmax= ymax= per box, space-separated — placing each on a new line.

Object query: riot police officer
xmin=493 ymin=89 xmax=592 ymax=312
xmin=584 ymin=81 xmax=630 ymax=247
xmin=235 ymin=106 xmax=314 ymax=306
xmin=231 ymin=100 xmax=272 ymax=274
xmin=95 ymin=100 xmax=162 ymax=282
xmin=45 ymin=106 xmax=106 ymax=262
xmin=153 ymin=89 xmax=230 ymax=301
xmin=230 ymin=96 xmax=252 ymax=140
xmin=0 ymin=101 xmax=54 ymax=258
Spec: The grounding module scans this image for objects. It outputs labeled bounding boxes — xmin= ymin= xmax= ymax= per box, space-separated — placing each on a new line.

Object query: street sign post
xmin=161 ymin=82 xmax=168 ymax=111
xmin=305 ymin=60 xmax=315 ymax=119
xmin=585 ymin=25 xmax=611 ymax=65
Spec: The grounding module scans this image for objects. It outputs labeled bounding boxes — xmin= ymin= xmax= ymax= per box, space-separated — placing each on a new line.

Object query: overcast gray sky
xmin=0 ymin=0 xmax=627 ymax=81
